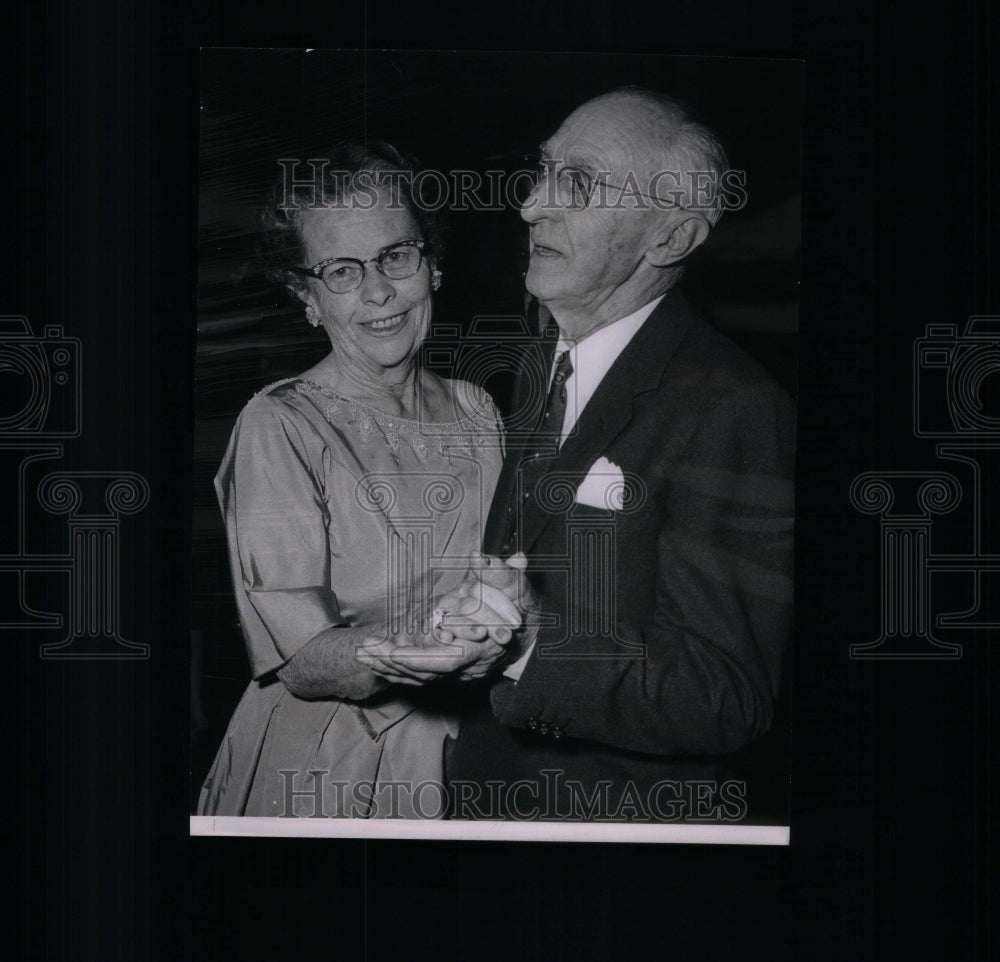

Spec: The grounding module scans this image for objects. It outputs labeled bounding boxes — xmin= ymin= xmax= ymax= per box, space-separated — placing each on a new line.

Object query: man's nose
xmin=520 ymin=177 xmax=553 ymax=224
xmin=360 ymin=267 xmax=396 ymax=305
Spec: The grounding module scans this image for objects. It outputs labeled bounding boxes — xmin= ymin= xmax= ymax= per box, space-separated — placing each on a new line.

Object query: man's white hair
xmin=612 ymin=86 xmax=730 ymax=226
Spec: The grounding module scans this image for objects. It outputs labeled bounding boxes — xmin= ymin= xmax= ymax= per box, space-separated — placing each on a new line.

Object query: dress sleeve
xmin=478 ymin=388 xmax=507 ymax=459
xmin=453 ymin=378 xmax=506 ymax=457
xmin=215 ymin=394 xmax=347 ymax=679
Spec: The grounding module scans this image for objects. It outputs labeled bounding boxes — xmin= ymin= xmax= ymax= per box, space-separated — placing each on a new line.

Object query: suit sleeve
xmin=495 ymin=378 xmax=796 ymax=756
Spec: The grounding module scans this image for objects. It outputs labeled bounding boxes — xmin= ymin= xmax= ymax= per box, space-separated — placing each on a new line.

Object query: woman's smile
xmin=359 ymin=311 xmax=409 ymax=335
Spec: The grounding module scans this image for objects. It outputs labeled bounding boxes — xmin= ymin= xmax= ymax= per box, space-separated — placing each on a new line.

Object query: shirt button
xmin=526 ymin=716 xmax=538 ymax=732
xmin=552 ymin=726 xmax=564 ymax=741
xmin=538 ymin=722 xmax=550 ymax=737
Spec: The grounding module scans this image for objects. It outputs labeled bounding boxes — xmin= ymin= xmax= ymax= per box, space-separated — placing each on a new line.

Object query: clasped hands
xmin=355 ymin=552 xmax=536 ymax=686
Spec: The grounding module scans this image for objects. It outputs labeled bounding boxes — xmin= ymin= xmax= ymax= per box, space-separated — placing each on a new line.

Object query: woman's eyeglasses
xmin=292 ymin=239 xmax=427 ymax=294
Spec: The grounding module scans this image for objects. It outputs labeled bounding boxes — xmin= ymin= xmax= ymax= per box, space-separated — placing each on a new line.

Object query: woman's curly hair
xmin=259 ymin=140 xmax=446 ymax=297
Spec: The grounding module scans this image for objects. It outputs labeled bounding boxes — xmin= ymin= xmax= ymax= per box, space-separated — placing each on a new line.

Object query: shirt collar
xmin=556 ymin=294 xmax=665 ymax=386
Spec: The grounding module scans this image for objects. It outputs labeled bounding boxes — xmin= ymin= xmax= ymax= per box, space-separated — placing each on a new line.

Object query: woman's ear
xmin=294 ymin=285 xmax=323 ymax=328
xmin=644 ymin=212 xmax=710 ymax=268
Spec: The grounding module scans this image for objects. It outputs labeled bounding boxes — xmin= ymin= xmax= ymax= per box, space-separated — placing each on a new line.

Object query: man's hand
xmin=434 ymin=552 xmax=534 ymax=641
xmin=432 ymin=552 xmax=539 ymax=679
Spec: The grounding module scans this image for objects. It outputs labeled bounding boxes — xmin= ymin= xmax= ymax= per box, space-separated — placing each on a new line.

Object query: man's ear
xmin=644 ymin=213 xmax=710 ymax=268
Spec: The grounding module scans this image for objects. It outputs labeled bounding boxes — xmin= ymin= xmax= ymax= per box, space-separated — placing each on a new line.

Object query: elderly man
xmin=445 ymin=88 xmax=796 ymax=822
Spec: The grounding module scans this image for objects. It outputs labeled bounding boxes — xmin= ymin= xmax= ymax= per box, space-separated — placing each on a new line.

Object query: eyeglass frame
xmin=290 ymin=239 xmax=429 ymax=294
xmin=526 ymin=155 xmax=687 ymax=212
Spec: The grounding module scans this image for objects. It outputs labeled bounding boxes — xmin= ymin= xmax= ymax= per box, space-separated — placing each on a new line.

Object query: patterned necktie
xmin=539 ymin=347 xmax=573 ymax=439
xmin=500 ymin=348 xmax=573 ymax=554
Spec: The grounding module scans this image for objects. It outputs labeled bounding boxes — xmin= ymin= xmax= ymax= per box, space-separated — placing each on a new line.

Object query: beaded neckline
xmin=258 ymin=376 xmax=501 ymax=465
xmin=294 ymin=378 xmax=491 ymax=428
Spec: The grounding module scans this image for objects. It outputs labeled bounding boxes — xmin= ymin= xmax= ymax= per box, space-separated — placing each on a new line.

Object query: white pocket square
xmin=575 ymin=457 xmax=627 ymax=510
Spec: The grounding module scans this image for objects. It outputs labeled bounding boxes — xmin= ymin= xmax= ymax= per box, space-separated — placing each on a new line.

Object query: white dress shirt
xmin=503 ymin=294 xmax=665 ymax=681
xmin=554 ymin=295 xmax=664 ymax=446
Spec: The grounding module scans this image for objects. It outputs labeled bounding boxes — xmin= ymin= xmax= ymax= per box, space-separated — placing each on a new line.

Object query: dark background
xmin=8 ymin=2 xmax=993 ymax=961
xmin=189 ymin=49 xmax=802 ymax=817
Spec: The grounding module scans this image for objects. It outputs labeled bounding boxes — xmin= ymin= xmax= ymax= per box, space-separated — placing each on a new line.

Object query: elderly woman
xmin=198 ymin=142 xmax=517 ymax=819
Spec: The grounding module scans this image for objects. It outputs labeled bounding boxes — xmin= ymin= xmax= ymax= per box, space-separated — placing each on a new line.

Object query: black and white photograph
xmin=187 ymin=49 xmax=801 ymax=839
xmin=9 ymin=2 xmax=991 ymax=958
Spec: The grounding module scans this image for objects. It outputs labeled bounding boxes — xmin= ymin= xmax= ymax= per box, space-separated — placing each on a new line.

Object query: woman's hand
xmin=353 ymin=633 xmax=459 ymax=686
xmin=354 ymin=631 xmax=508 ymax=683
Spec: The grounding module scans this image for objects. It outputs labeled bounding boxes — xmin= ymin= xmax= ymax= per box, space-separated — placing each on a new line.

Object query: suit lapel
xmin=515 ymin=291 xmax=699 ymax=553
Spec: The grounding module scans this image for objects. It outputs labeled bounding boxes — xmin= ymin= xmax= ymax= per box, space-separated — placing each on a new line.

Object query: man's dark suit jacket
xmin=447 ymin=290 xmax=796 ymax=822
